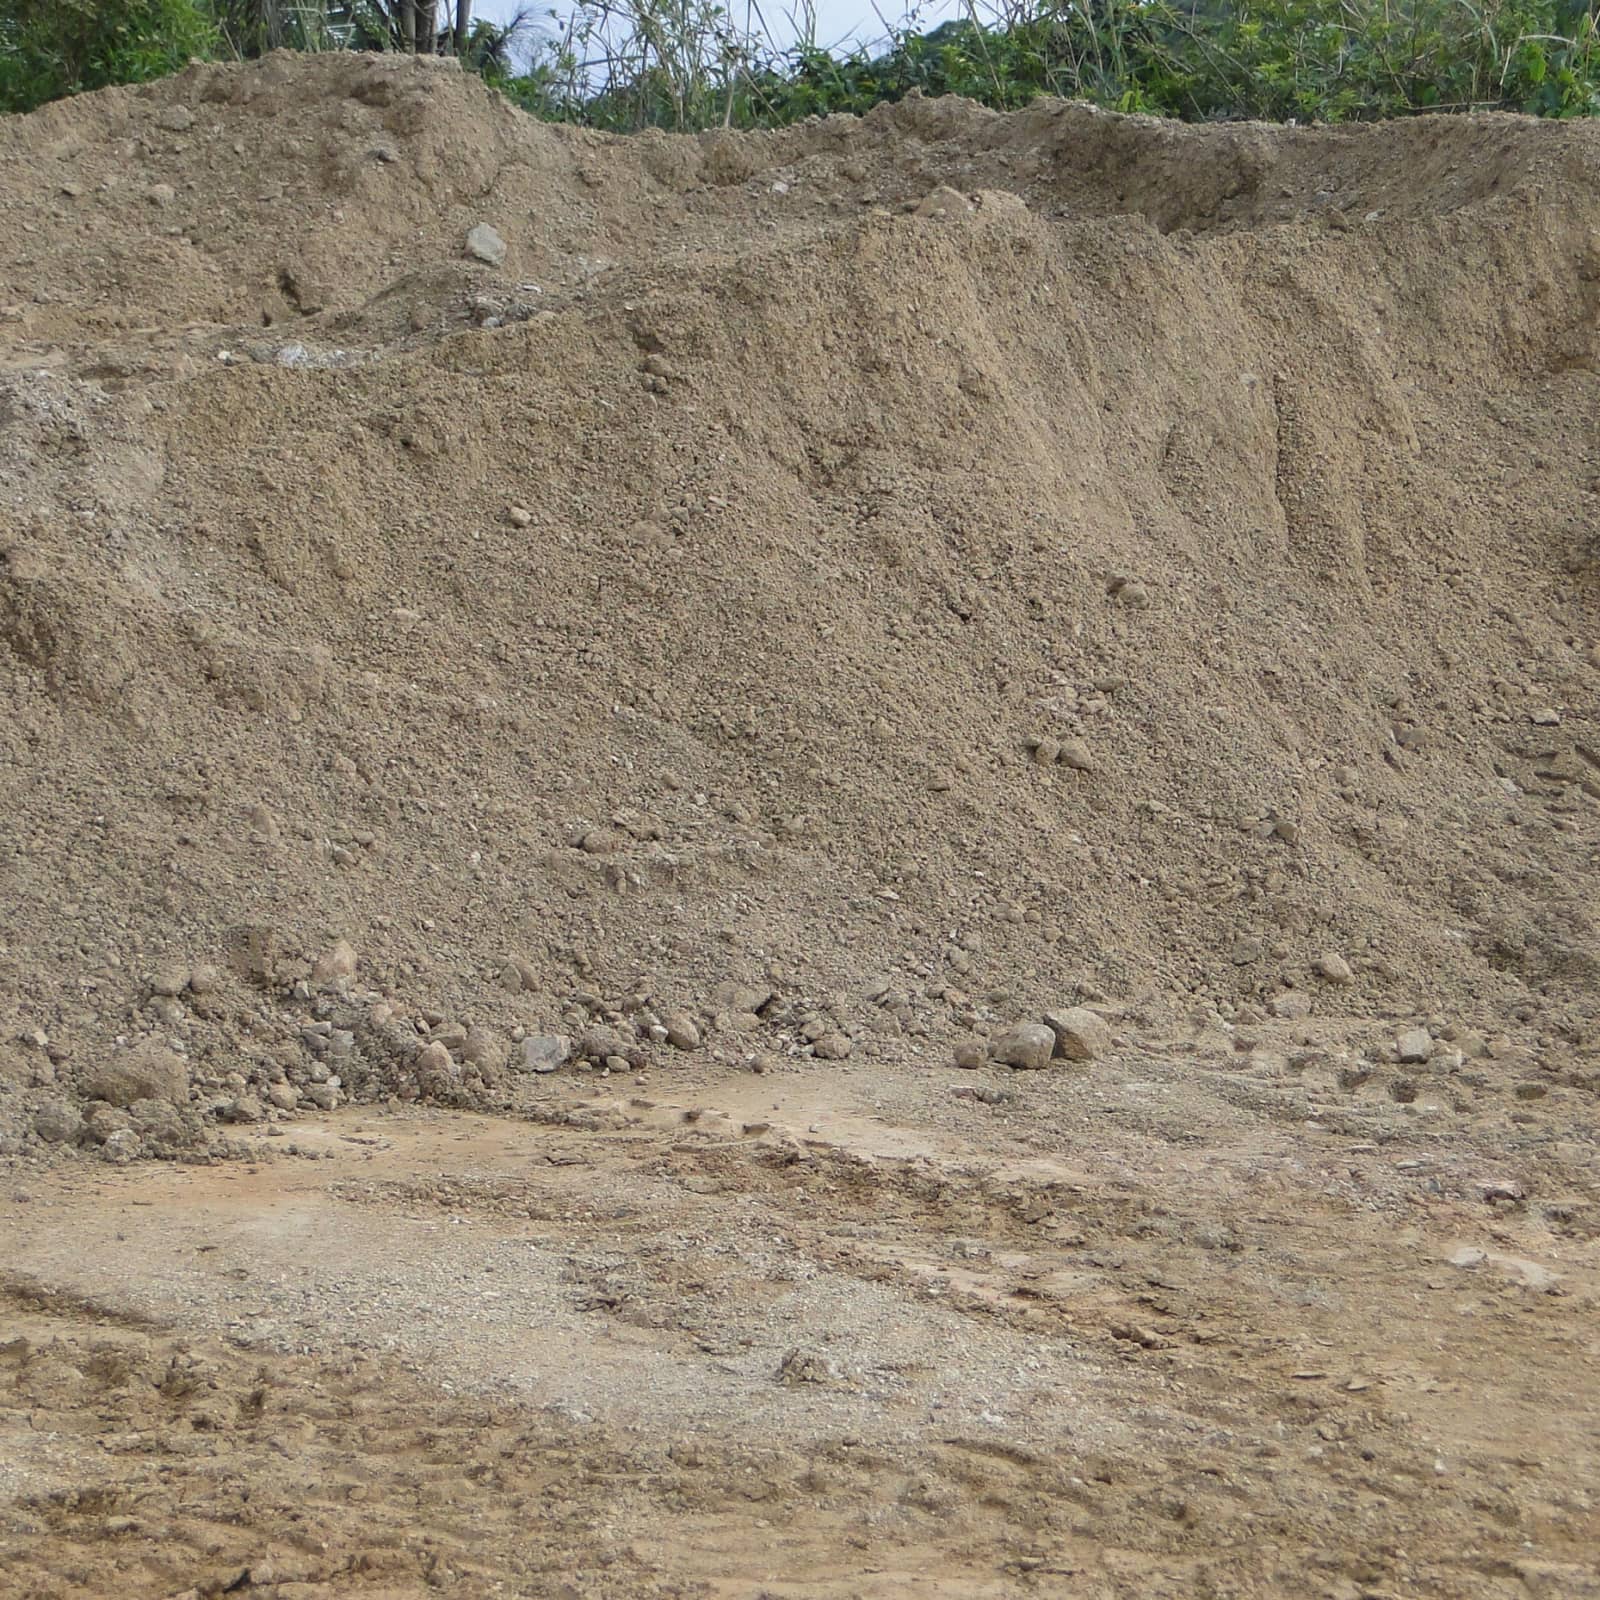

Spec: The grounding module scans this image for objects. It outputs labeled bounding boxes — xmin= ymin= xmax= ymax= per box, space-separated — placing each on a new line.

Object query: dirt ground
xmin=2 ymin=48 xmax=1598 ymax=1600
xmin=7 ymin=1037 xmax=1600 ymax=1598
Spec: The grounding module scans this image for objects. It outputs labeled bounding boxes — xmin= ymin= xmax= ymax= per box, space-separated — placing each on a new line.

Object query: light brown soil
xmin=1 ymin=49 xmax=1598 ymax=1600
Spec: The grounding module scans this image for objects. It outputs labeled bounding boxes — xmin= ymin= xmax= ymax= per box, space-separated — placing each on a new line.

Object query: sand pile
xmin=0 ymin=52 xmax=1596 ymax=1156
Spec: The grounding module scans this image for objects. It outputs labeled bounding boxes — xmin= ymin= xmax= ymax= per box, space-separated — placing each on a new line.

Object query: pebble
xmin=1268 ymin=990 xmax=1313 ymax=1020
xmin=264 ymin=1082 xmax=299 ymax=1111
xmin=1396 ymin=1027 xmax=1434 ymax=1064
xmin=520 ymin=1034 xmax=572 ymax=1073
xmin=1529 ymin=707 xmax=1561 ymax=726
xmin=145 ymin=183 xmax=176 ymax=207
xmin=1058 ymin=740 xmax=1096 ymax=772
xmin=811 ymin=1031 xmax=853 ymax=1060
xmin=1110 ymin=578 xmax=1151 ymax=608
xmin=1042 ymin=1006 xmax=1112 ymax=1061
xmin=157 ymin=104 xmax=195 ymax=131
xmin=989 ymin=1021 xmax=1056 ymax=1071
xmin=664 ymin=1012 xmax=701 ymax=1051
xmin=507 ymin=505 xmax=533 ymax=527
xmin=466 ymin=222 xmax=507 ymax=266
xmin=1312 ymin=953 xmax=1354 ymax=984
xmin=953 ymin=1038 xmax=987 ymax=1070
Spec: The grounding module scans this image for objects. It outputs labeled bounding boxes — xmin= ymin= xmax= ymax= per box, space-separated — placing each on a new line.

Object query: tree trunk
xmin=454 ymin=0 xmax=472 ymax=55
xmin=399 ymin=0 xmax=417 ymax=52
xmin=417 ymin=1 xmax=439 ymax=52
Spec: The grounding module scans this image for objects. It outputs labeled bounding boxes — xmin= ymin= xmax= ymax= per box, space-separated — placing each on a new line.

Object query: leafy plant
xmin=0 ymin=0 xmax=218 ymax=112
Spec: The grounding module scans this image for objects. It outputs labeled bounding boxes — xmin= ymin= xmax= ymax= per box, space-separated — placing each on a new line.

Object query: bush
xmin=501 ymin=0 xmax=1600 ymax=130
xmin=0 ymin=0 xmax=218 ymax=113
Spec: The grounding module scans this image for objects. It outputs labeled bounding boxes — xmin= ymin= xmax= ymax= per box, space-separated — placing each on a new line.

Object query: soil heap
xmin=0 ymin=51 xmax=1596 ymax=1155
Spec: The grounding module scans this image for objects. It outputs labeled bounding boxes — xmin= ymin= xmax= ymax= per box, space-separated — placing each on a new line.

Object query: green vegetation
xmin=5 ymin=0 xmax=1600 ymax=125
xmin=0 ymin=0 xmax=218 ymax=111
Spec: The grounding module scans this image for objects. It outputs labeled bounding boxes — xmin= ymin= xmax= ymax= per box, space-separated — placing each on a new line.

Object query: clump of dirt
xmin=0 ymin=52 xmax=1597 ymax=1161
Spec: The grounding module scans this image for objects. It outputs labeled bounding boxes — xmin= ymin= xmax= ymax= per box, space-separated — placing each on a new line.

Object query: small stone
xmin=145 ymin=183 xmax=176 ymax=207
xmin=1058 ymin=740 xmax=1096 ymax=772
xmin=32 ymin=1102 xmax=83 ymax=1144
xmin=311 ymin=939 xmax=359 ymax=985
xmin=603 ymin=1054 xmax=630 ymax=1073
xmin=501 ymin=956 xmax=538 ymax=992
xmin=461 ymin=1025 xmax=507 ymax=1072
xmin=81 ymin=1041 xmax=189 ymax=1108
xmin=1312 ymin=953 xmax=1354 ymax=984
xmin=302 ymin=1083 xmax=340 ymax=1111
xmin=157 ymin=104 xmax=195 ymax=131
xmin=415 ymin=1041 xmax=455 ymax=1077
xmin=149 ymin=964 xmax=188 ymax=998
xmin=264 ymin=1082 xmax=299 ymax=1111
xmin=579 ymin=827 xmax=625 ymax=855
xmin=1110 ymin=578 xmax=1151 ymax=608
xmin=953 ymin=1038 xmax=987 ymax=1070
xmin=466 ymin=223 xmax=506 ymax=266
xmin=664 ymin=1013 xmax=701 ymax=1051
xmin=1269 ymin=990 xmax=1313 ymax=1020
xmin=577 ymin=1026 xmax=627 ymax=1063
xmin=221 ymin=1094 xmax=263 ymax=1124
xmin=520 ymin=1034 xmax=572 ymax=1074
xmin=1042 ymin=1006 xmax=1112 ymax=1061
xmin=915 ymin=185 xmax=974 ymax=218
xmin=188 ymin=964 xmax=220 ymax=995
xmin=711 ymin=981 xmax=774 ymax=1016
xmin=1396 ymin=1027 xmax=1434 ymax=1064
xmin=1529 ymin=707 xmax=1561 ymax=726
xmin=507 ymin=505 xmax=533 ymax=528
xmin=84 ymin=1104 xmax=132 ymax=1143
xmin=1230 ymin=936 xmax=1263 ymax=966
xmin=811 ymin=1031 xmax=852 ymax=1060
xmin=101 ymin=1129 xmax=142 ymax=1164
xmin=990 ymin=1021 xmax=1056 ymax=1071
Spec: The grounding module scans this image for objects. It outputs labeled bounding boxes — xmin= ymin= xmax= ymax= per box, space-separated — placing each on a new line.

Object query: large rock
xmin=1042 ymin=1006 xmax=1112 ymax=1061
xmin=1396 ymin=1027 xmax=1434 ymax=1064
xmin=465 ymin=222 xmax=506 ymax=266
xmin=32 ymin=1101 xmax=83 ymax=1144
xmin=520 ymin=1034 xmax=571 ymax=1074
xmin=81 ymin=1040 xmax=189 ymax=1108
xmin=989 ymin=1022 xmax=1056 ymax=1071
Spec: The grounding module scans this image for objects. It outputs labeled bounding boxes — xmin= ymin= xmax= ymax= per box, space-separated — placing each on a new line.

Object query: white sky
xmin=472 ymin=0 xmax=959 ymax=60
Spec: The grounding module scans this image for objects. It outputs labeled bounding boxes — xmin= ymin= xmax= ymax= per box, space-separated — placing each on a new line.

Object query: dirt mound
xmin=0 ymin=52 xmax=1597 ymax=1157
